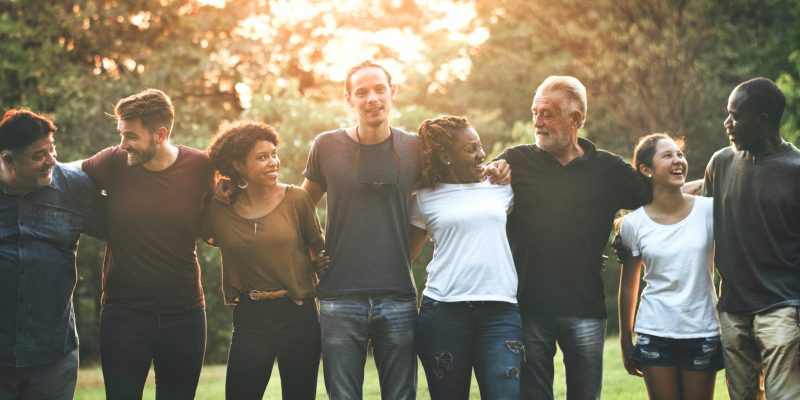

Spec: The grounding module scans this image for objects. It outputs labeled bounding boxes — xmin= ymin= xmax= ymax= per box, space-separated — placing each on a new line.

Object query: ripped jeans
xmin=415 ymin=296 xmax=523 ymax=400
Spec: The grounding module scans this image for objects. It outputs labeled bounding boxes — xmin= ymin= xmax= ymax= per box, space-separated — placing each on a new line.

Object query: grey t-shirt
xmin=304 ymin=127 xmax=420 ymax=298
xmin=703 ymin=142 xmax=800 ymax=314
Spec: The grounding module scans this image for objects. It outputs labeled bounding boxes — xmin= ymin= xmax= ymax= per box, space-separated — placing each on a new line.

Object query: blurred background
xmin=3 ymin=0 xmax=799 ymax=365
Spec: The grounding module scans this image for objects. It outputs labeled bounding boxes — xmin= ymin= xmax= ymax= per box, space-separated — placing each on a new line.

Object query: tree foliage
xmin=3 ymin=0 xmax=799 ymax=362
xmin=446 ymin=0 xmax=800 ymax=176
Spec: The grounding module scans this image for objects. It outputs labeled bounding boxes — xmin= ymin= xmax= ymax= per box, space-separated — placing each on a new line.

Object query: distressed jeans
xmin=415 ymin=296 xmax=524 ymax=400
xmin=319 ymin=294 xmax=418 ymax=399
xmin=521 ymin=315 xmax=605 ymax=400
xmin=720 ymin=307 xmax=800 ymax=400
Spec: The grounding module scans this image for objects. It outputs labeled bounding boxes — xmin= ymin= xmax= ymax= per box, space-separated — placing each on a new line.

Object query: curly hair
xmin=417 ymin=115 xmax=470 ymax=188
xmin=207 ymin=121 xmax=280 ymax=185
xmin=632 ymin=132 xmax=686 ymax=193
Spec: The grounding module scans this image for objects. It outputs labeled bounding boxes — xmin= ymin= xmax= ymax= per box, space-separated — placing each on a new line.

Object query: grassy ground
xmin=74 ymin=337 xmax=728 ymax=399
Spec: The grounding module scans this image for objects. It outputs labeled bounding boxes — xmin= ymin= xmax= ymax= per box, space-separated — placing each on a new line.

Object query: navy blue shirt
xmin=0 ymin=164 xmax=99 ymax=367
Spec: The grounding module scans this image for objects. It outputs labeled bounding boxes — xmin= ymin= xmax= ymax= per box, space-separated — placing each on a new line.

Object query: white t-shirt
xmin=620 ymin=196 xmax=720 ymax=338
xmin=410 ymin=180 xmax=517 ymax=303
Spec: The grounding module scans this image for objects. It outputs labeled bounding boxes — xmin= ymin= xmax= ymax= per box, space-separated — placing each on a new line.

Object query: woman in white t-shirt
xmin=618 ymin=133 xmax=723 ymax=400
xmin=409 ymin=116 xmax=521 ymax=400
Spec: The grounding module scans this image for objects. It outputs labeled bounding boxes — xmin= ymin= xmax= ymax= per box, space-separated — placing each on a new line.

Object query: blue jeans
xmin=319 ymin=294 xmax=417 ymax=399
xmin=99 ymin=305 xmax=206 ymax=400
xmin=0 ymin=348 xmax=78 ymax=400
xmin=521 ymin=315 xmax=605 ymax=400
xmin=415 ymin=297 xmax=524 ymax=400
xmin=226 ymin=297 xmax=320 ymax=400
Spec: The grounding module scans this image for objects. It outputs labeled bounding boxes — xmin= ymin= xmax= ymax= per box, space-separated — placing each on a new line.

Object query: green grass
xmin=75 ymin=337 xmax=728 ymax=399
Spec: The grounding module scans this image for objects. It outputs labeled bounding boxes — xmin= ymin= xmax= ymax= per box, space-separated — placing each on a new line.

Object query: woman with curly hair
xmin=618 ymin=133 xmax=722 ymax=400
xmin=202 ymin=121 xmax=326 ymax=399
xmin=410 ymin=116 xmax=522 ymax=399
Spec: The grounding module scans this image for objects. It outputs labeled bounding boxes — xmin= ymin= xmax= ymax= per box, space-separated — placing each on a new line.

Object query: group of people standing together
xmin=0 ymin=58 xmax=798 ymax=400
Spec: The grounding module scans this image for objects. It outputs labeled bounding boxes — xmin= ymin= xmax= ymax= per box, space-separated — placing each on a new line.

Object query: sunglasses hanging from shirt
xmin=355 ymin=126 xmax=400 ymax=187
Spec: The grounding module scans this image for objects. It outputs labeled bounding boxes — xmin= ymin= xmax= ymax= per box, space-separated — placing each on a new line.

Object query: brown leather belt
xmin=248 ymin=289 xmax=289 ymax=301
xmin=247 ymin=290 xmax=303 ymax=305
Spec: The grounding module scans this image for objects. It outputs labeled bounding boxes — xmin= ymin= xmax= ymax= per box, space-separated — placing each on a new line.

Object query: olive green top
xmin=202 ymin=185 xmax=323 ymax=304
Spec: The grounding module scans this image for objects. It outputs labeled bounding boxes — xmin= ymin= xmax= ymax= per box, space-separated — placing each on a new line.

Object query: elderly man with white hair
xmin=497 ymin=76 xmax=649 ymax=399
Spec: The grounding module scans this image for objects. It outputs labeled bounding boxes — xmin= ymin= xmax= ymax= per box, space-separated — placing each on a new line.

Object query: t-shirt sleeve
xmin=702 ymin=157 xmax=714 ymax=198
xmin=81 ymin=146 xmax=117 ymax=189
xmin=61 ymin=165 xmax=107 ymax=239
xmin=199 ymin=204 xmax=217 ymax=246
xmin=620 ymin=215 xmax=641 ymax=257
xmin=493 ymin=147 xmax=510 ymax=163
xmin=298 ymin=189 xmax=324 ymax=246
xmin=302 ymin=136 xmax=326 ymax=192
xmin=409 ymin=194 xmax=426 ymax=230
xmin=503 ymin=184 xmax=514 ymax=214
xmin=614 ymin=156 xmax=650 ymax=210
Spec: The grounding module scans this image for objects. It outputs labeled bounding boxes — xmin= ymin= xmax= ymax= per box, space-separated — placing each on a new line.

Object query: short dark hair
xmin=344 ymin=60 xmax=393 ymax=96
xmin=0 ymin=108 xmax=57 ymax=151
xmin=417 ymin=115 xmax=470 ymax=188
xmin=115 ymin=89 xmax=175 ymax=133
xmin=207 ymin=121 xmax=280 ymax=184
xmin=632 ymin=132 xmax=685 ymax=192
xmin=736 ymin=77 xmax=786 ymax=130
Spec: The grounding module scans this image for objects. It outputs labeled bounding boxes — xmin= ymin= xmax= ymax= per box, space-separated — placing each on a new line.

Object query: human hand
xmin=621 ymin=341 xmax=643 ymax=377
xmin=681 ymin=179 xmax=703 ymax=195
xmin=213 ymin=177 xmax=236 ymax=205
xmin=486 ymin=159 xmax=511 ymax=185
xmin=612 ymin=234 xmax=632 ymax=264
xmin=312 ymin=250 xmax=331 ymax=277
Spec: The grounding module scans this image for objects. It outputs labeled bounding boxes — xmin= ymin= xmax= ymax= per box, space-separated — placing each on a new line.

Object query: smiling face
xmin=442 ymin=127 xmax=486 ymax=183
xmin=118 ymin=118 xmax=159 ymax=167
xmin=639 ymin=137 xmax=688 ymax=188
xmin=236 ymin=139 xmax=280 ymax=187
xmin=2 ymin=134 xmax=57 ymax=192
xmin=531 ymin=90 xmax=579 ymax=155
xmin=345 ymin=67 xmax=395 ymax=129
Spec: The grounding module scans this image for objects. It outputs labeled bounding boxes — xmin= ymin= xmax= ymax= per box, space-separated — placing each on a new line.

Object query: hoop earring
xmin=237 ymin=179 xmax=248 ymax=189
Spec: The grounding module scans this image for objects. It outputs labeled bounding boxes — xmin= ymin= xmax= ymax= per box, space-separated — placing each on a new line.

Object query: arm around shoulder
xmin=301 ymin=178 xmax=324 ymax=206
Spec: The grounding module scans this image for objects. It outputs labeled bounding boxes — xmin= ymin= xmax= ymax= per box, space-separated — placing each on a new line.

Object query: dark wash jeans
xmin=0 ymin=348 xmax=78 ymax=400
xmin=98 ymin=304 xmax=206 ymax=400
xmin=415 ymin=296 xmax=524 ymax=400
xmin=226 ymin=297 xmax=320 ymax=400
xmin=521 ymin=314 xmax=606 ymax=400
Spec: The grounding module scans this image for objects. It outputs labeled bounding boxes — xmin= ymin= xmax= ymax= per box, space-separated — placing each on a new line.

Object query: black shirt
xmin=498 ymin=138 xmax=648 ymax=318
xmin=703 ymin=142 xmax=800 ymax=314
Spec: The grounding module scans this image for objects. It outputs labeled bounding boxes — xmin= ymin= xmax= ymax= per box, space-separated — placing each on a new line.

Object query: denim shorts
xmin=630 ymin=333 xmax=724 ymax=371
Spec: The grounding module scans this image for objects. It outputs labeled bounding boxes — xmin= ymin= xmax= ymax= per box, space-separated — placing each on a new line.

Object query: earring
xmin=646 ymin=174 xmax=652 ymax=178
xmin=445 ymin=161 xmax=451 ymax=166
xmin=237 ymin=179 xmax=248 ymax=189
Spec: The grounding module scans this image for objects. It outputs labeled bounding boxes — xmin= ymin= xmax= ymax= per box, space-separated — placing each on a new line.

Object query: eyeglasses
xmin=355 ymin=126 xmax=400 ymax=187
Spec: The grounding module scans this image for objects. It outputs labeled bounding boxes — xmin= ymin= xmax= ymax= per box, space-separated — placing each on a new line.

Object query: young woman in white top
xmin=409 ymin=116 xmax=522 ymax=400
xmin=618 ymin=133 xmax=723 ymax=400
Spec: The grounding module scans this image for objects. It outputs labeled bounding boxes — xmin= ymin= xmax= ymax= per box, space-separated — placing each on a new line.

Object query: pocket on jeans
xmin=419 ymin=296 xmax=439 ymax=311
